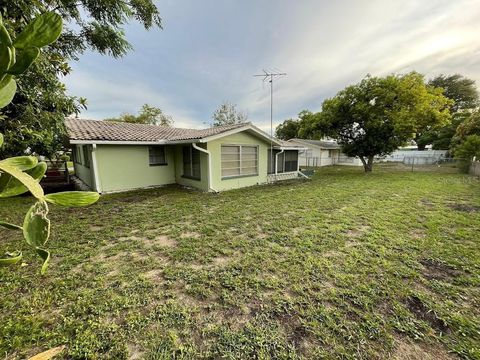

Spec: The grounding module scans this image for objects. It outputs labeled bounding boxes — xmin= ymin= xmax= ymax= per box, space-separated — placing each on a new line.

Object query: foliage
xmin=305 ymin=73 xmax=452 ymax=172
xmin=416 ymin=74 xmax=479 ymax=150
xmin=454 ymin=135 xmax=480 ymax=173
xmin=105 ymin=104 xmax=173 ymax=126
xmin=1 ymin=166 xmax=479 ymax=358
xmin=212 ymin=101 xmax=248 ymax=127
xmin=0 ymin=0 xmax=162 ymax=157
xmin=0 ymin=12 xmax=100 ymax=274
xmin=454 ymin=110 xmax=480 ymax=142
xmin=275 ymin=119 xmax=300 ymax=140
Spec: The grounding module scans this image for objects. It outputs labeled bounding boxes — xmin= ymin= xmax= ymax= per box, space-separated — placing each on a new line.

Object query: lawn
xmin=1 ymin=166 xmax=479 ymax=359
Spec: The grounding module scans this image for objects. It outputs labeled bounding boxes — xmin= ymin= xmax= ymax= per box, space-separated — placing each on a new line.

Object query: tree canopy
xmin=105 ymin=104 xmax=173 ymax=126
xmin=0 ymin=1 xmax=162 ymax=157
xmin=212 ymin=101 xmax=248 ymax=127
xmin=305 ymin=73 xmax=451 ymax=172
xmin=415 ymin=74 xmax=479 ymax=150
xmin=275 ymin=119 xmax=300 ymax=140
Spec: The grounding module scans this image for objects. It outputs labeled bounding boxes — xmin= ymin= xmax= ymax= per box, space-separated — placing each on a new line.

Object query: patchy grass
xmin=1 ymin=166 xmax=479 ymax=359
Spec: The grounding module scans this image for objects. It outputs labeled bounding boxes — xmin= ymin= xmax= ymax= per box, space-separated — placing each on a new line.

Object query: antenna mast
xmin=253 ymin=69 xmax=286 ymax=174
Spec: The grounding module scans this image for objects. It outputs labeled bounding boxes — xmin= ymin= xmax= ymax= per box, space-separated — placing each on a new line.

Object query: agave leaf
xmin=35 ymin=247 xmax=50 ymax=275
xmin=0 ymin=161 xmax=47 ymax=198
xmin=0 ymin=156 xmax=38 ymax=171
xmin=0 ymin=162 xmax=44 ymax=199
xmin=0 ymin=251 xmax=22 ymax=266
xmin=45 ymin=191 xmax=100 ymax=207
xmin=13 ymin=12 xmax=63 ymax=49
xmin=0 ymin=74 xmax=13 ymax=88
xmin=28 ymin=345 xmax=65 ymax=360
xmin=0 ymin=133 xmax=3 ymax=147
xmin=0 ymin=77 xmax=16 ymax=108
xmin=0 ymin=220 xmax=22 ymax=230
xmin=6 ymin=47 xmax=40 ymax=75
xmin=23 ymin=201 xmax=50 ymax=247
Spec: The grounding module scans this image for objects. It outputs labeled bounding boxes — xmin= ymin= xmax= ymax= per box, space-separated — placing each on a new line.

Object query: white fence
xmin=382 ymin=150 xmax=447 ymax=163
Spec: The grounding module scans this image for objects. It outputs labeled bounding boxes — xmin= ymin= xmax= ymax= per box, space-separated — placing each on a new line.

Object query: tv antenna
xmin=253 ymin=69 xmax=286 ymax=173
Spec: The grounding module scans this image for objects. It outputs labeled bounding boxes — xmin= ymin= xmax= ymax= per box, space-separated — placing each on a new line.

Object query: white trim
xmin=287 ymin=139 xmax=340 ymax=150
xmin=192 ymin=143 xmax=217 ymax=192
xmin=70 ymin=139 xmax=196 ymax=145
xmin=199 ymin=124 xmax=282 ymax=146
xmin=91 ymin=144 xmax=102 ymax=193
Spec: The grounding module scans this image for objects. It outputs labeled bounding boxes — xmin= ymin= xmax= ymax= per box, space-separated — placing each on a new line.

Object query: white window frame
xmin=221 ymin=144 xmax=259 ymax=179
xmin=82 ymin=145 xmax=90 ymax=168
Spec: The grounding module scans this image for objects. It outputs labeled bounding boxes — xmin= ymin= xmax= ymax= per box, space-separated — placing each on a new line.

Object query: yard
xmin=1 ymin=166 xmax=479 ymax=359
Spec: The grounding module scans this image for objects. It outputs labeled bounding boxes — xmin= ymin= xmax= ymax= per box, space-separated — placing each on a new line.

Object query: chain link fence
xmin=375 ymin=157 xmax=476 ymax=174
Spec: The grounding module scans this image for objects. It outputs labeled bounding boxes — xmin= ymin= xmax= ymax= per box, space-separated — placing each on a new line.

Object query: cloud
xmin=65 ymin=0 xmax=480 ymax=133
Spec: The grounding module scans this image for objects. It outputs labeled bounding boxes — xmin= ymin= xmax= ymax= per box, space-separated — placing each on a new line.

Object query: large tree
xmin=275 ymin=111 xmax=314 ymax=140
xmin=212 ymin=101 xmax=248 ymax=127
xmin=105 ymin=104 xmax=173 ymax=126
xmin=307 ymin=73 xmax=451 ymax=172
xmin=415 ymin=74 xmax=479 ymax=150
xmin=0 ymin=1 xmax=162 ymax=157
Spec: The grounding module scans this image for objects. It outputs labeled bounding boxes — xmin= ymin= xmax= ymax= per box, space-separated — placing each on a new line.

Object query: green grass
xmin=1 ymin=166 xmax=479 ymax=359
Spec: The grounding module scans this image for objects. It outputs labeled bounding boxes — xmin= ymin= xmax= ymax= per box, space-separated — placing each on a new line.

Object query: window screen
xmin=183 ymin=145 xmax=201 ymax=179
xmin=221 ymin=145 xmax=258 ymax=178
xmin=149 ymin=146 xmax=167 ymax=166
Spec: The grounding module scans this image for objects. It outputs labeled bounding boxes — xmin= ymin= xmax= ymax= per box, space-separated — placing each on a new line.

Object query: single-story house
xmin=66 ymin=118 xmax=306 ymax=193
xmin=286 ymin=138 xmax=363 ymax=167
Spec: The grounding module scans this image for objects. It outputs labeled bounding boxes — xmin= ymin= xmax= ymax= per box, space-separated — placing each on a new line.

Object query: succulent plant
xmin=0 ymin=12 xmax=100 ymax=274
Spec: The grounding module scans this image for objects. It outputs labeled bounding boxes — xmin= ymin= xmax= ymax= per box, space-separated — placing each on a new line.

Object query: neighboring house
xmin=66 ymin=118 xmax=305 ymax=193
xmin=287 ymin=138 xmax=362 ymax=167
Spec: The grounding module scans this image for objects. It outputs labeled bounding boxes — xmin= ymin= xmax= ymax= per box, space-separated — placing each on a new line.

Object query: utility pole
xmin=253 ymin=69 xmax=286 ymax=174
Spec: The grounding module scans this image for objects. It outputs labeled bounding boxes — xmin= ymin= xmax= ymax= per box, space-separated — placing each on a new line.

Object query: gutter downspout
xmin=192 ymin=142 xmax=217 ymax=192
xmin=275 ymin=149 xmax=284 ymax=181
xmin=91 ymin=144 xmax=102 ymax=193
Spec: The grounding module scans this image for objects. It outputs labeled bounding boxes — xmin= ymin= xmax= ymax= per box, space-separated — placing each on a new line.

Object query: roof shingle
xmin=65 ymin=118 xmax=247 ymax=142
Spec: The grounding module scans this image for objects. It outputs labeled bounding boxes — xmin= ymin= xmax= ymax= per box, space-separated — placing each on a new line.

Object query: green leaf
xmin=45 ymin=191 xmax=100 ymax=207
xmin=0 ymin=220 xmax=22 ymax=230
xmin=0 ymin=156 xmax=38 ymax=171
xmin=0 ymin=23 xmax=12 ymax=47
xmin=0 ymin=133 xmax=3 ymax=147
xmin=13 ymin=12 xmax=63 ymax=50
xmin=36 ymin=247 xmax=50 ymax=274
xmin=0 ymin=162 xmax=44 ymax=199
xmin=23 ymin=201 xmax=50 ymax=247
xmin=6 ymin=47 xmax=40 ymax=75
xmin=0 ymin=77 xmax=16 ymax=108
xmin=0 ymin=251 xmax=22 ymax=266
xmin=0 ymin=44 xmax=12 ymax=73
xmin=0 ymin=161 xmax=47 ymax=198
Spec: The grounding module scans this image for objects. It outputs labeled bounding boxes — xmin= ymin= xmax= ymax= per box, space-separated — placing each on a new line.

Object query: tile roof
xmin=65 ymin=118 xmax=248 ymax=142
xmin=288 ymin=138 xmax=340 ymax=149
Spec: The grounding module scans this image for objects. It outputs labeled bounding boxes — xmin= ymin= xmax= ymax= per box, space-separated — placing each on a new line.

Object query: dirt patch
xmin=410 ymin=229 xmax=426 ymax=240
xmin=405 ymin=295 xmax=449 ymax=333
xmin=448 ymin=203 xmax=480 ymax=213
xmin=143 ymin=269 xmax=164 ymax=283
xmin=127 ymin=343 xmax=144 ymax=360
xmin=89 ymin=225 xmax=103 ymax=231
xmin=346 ymin=225 xmax=370 ymax=238
xmin=154 ymin=235 xmax=177 ymax=247
xmin=419 ymin=199 xmax=435 ymax=208
xmin=392 ymin=335 xmax=454 ymax=360
xmin=180 ymin=232 xmax=201 ymax=239
xmin=420 ymin=259 xmax=462 ymax=281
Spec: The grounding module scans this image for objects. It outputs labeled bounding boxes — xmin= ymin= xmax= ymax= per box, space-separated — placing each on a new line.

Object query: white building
xmin=287 ymin=138 xmax=363 ymax=167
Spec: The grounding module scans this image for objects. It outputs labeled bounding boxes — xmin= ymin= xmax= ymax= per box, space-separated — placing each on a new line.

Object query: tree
xmin=307 ymin=73 xmax=451 ymax=172
xmin=106 ymin=104 xmax=173 ymax=126
xmin=416 ymin=74 xmax=479 ymax=150
xmin=275 ymin=119 xmax=300 ymax=140
xmin=454 ymin=135 xmax=480 ymax=173
xmin=0 ymin=1 xmax=162 ymax=157
xmin=212 ymin=101 xmax=247 ymax=127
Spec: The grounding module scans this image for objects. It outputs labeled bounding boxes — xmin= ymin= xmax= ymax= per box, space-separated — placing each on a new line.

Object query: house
xmin=66 ymin=118 xmax=305 ymax=193
xmin=286 ymin=138 xmax=363 ymax=167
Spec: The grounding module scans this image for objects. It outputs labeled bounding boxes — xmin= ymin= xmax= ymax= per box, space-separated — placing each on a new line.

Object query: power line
xmin=253 ymin=69 xmax=286 ymax=173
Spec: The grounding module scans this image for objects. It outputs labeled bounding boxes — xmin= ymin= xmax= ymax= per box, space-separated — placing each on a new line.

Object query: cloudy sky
xmin=65 ymin=0 xmax=480 ymax=132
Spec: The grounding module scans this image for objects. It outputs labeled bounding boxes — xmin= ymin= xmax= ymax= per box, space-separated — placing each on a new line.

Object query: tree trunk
xmin=359 ymin=156 xmax=374 ymax=172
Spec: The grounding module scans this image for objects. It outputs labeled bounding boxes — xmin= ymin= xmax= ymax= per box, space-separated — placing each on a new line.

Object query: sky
xmin=64 ymin=0 xmax=480 ymax=132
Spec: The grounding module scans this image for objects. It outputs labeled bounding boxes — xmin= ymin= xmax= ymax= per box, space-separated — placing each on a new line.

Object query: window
xmin=148 ymin=146 xmax=167 ymax=166
xmin=268 ymin=149 xmax=298 ymax=174
xmin=82 ymin=145 xmax=90 ymax=168
xmin=73 ymin=146 xmax=82 ymax=164
xmin=183 ymin=145 xmax=201 ymax=179
xmin=221 ymin=145 xmax=258 ymax=178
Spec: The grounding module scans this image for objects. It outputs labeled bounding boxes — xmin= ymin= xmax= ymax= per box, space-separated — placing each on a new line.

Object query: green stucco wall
xmin=207 ymin=131 xmax=270 ymax=191
xmin=95 ymin=145 xmax=176 ymax=192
